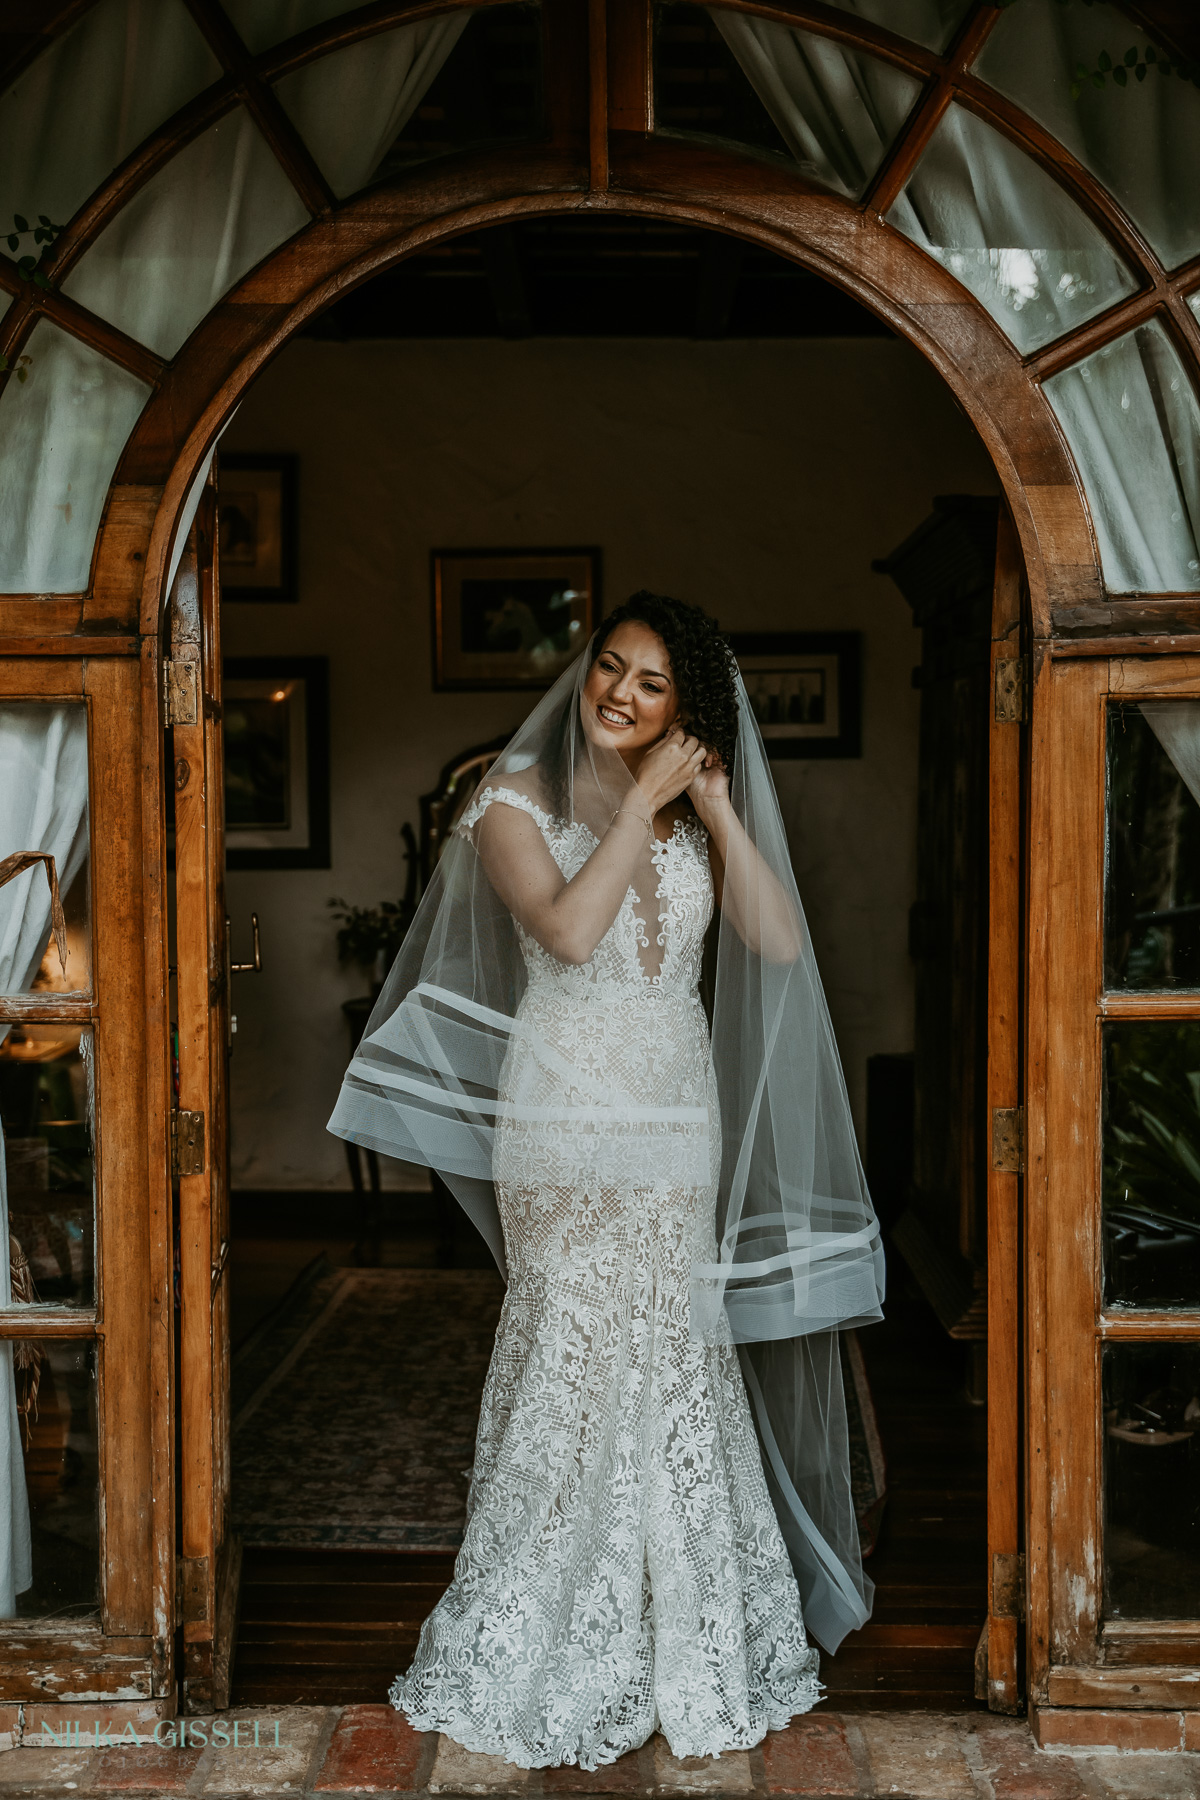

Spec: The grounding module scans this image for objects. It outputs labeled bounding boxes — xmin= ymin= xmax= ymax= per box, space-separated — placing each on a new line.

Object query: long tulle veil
xmin=328 ymin=643 xmax=885 ymax=1651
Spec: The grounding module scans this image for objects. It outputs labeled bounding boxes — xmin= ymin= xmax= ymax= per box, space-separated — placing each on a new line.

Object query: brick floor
xmin=0 ymin=1709 xmax=1194 ymax=1796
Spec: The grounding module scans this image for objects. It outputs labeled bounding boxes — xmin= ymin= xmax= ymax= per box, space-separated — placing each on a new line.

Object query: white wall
xmin=222 ymin=336 xmax=998 ymax=1190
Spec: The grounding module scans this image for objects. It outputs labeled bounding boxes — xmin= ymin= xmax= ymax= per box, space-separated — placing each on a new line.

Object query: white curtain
xmin=708 ymin=9 xmax=920 ymax=198
xmin=1140 ymin=704 xmax=1200 ymax=807
xmin=888 ymin=103 xmax=1136 ymax=355
xmin=975 ymin=0 xmax=1200 ymax=271
xmin=0 ymin=704 xmax=91 ymax=1615
xmin=272 ymin=15 xmax=474 ymax=199
xmin=1045 ymin=323 xmax=1200 ymax=595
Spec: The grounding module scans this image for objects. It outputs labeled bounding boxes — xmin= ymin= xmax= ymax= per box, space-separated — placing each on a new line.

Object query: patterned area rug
xmin=231 ymin=1262 xmax=887 ymax=1558
xmin=232 ymin=1266 xmax=505 ymax=1549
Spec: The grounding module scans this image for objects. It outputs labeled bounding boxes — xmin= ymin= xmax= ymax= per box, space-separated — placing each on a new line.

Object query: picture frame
xmin=223 ymin=657 xmax=331 ymax=869
xmin=432 ymin=547 xmax=600 ymax=690
xmin=218 ymin=453 xmax=298 ymax=602
xmin=727 ymin=631 xmax=862 ymax=759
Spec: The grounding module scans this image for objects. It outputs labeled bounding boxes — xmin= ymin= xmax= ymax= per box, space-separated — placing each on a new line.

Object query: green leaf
xmin=1124 ymin=46 xmax=1138 ymax=66
xmin=1098 ymin=49 xmax=1112 ymax=72
xmin=37 ymin=214 xmax=50 ymax=226
xmin=32 ymin=270 xmax=51 ymax=290
xmin=15 ymin=366 xmax=27 ymax=383
xmin=16 ymin=254 xmax=34 ymax=273
xmin=1146 ymin=43 xmax=1158 ymax=63
xmin=12 ymin=212 xmax=28 ymax=232
xmin=1135 ymin=63 xmax=1146 ymax=81
xmin=1092 ymin=70 xmax=1106 ymax=87
xmin=1113 ymin=64 xmax=1128 ymax=86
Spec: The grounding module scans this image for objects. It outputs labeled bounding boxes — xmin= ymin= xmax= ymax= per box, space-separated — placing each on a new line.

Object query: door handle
xmin=229 ymin=913 xmax=263 ymax=973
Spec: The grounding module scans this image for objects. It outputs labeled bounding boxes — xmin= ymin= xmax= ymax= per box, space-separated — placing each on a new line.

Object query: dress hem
xmin=390 ymin=1679 xmax=825 ymax=1772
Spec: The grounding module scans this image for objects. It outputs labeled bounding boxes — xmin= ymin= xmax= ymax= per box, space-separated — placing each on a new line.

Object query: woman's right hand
xmin=634 ymin=726 xmax=708 ymax=814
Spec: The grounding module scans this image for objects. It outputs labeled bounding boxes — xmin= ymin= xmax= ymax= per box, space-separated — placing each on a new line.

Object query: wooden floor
xmin=230 ymin=1227 xmax=987 ymax=1711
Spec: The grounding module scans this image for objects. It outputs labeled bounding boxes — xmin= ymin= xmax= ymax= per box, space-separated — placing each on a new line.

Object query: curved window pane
xmin=0 ymin=322 xmax=149 ymax=593
xmin=814 ymin=0 xmax=970 ymax=55
xmin=62 ymin=109 xmax=310 ymax=360
xmin=665 ymin=6 xmax=922 ymax=199
xmin=976 ymin=0 xmax=1200 ymax=270
xmin=1044 ymin=322 xmax=1200 ymax=594
xmin=0 ymin=703 xmax=90 ymax=1001
xmin=272 ymin=15 xmax=474 ymax=197
xmin=890 ymin=105 xmax=1136 ymax=353
xmin=223 ymin=0 xmax=362 ymax=54
xmin=0 ymin=0 xmax=221 ymax=235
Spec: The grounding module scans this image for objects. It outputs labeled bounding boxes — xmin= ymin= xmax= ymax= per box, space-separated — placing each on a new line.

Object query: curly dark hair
xmin=592 ymin=591 xmax=739 ymax=773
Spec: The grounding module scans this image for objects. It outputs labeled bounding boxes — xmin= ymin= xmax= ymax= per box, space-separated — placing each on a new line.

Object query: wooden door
xmin=0 ymin=648 xmax=172 ymax=1717
xmin=170 ymin=486 xmax=239 ymax=1713
xmin=1029 ymin=650 xmax=1200 ymax=1726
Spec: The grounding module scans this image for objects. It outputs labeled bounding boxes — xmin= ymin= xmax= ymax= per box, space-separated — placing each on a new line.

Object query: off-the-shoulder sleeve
xmin=457 ymin=785 xmax=557 ymax=840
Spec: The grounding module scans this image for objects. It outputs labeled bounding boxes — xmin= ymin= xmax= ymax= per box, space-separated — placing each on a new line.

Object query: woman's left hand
xmin=687 ymin=751 xmax=730 ymax=812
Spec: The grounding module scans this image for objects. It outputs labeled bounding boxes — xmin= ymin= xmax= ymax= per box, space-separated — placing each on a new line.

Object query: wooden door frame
xmin=110 ymin=165 xmax=1059 ymax=1716
xmin=0 ymin=17 xmax=1158 ymax=1718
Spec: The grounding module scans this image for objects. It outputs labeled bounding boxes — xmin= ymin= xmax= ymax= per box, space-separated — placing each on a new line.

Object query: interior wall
xmin=221 ymin=334 xmax=998 ymax=1192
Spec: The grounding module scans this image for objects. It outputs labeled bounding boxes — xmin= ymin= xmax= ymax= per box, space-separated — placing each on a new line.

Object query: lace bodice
xmin=458 ymin=785 xmax=713 ymax=996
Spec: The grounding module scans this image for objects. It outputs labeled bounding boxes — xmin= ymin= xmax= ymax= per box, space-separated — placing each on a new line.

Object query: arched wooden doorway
xmin=2 ymin=0 xmax=1200 ymax=1748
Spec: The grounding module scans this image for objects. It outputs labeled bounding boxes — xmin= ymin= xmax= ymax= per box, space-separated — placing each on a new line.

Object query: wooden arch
xmin=102 ymin=140 xmax=1095 ymax=645
xmin=5 ymin=0 xmax=1199 ymax=640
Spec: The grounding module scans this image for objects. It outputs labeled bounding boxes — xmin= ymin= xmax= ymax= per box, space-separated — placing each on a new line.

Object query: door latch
xmin=991 ymin=1106 xmax=1024 ymax=1175
xmin=994 ymin=657 xmax=1028 ymax=724
xmin=170 ymin=1108 xmax=205 ymax=1178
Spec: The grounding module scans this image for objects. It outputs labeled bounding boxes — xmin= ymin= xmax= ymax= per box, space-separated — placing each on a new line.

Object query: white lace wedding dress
xmin=391 ymin=787 xmax=821 ymax=1770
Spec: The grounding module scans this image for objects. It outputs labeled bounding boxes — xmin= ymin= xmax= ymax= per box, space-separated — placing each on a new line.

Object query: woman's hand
xmin=634 ymin=726 xmax=708 ymax=813
xmin=687 ymin=751 xmax=730 ymax=816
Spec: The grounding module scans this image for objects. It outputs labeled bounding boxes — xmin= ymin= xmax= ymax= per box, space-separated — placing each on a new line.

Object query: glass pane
xmin=806 ymin=0 xmax=970 ymax=54
xmin=658 ymin=5 xmax=922 ymax=200
xmin=0 ymin=0 xmax=221 ymax=240
xmin=0 ymin=1027 xmax=95 ymax=1311
xmin=9 ymin=1339 xmax=99 ymax=1620
xmin=0 ymin=321 xmax=150 ymax=593
xmin=273 ymin=13 xmax=477 ymax=198
xmin=975 ymin=0 xmax=1200 ymax=270
xmin=1043 ymin=322 xmax=1200 ymax=594
xmin=223 ymin=0 xmax=362 ymax=54
xmin=1103 ymin=1022 xmax=1200 ymax=1311
xmin=1104 ymin=1341 xmax=1200 ymax=1619
xmin=1106 ymin=703 xmax=1200 ymax=991
xmin=61 ymin=109 xmax=310 ymax=360
xmin=889 ymin=105 xmax=1136 ymax=354
xmin=367 ymin=7 xmax=542 ymax=184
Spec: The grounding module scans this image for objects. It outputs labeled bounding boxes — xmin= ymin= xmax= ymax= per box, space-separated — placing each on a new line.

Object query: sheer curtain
xmin=0 ymin=705 xmax=90 ymax=1615
xmin=1139 ymin=704 xmax=1200 ymax=805
xmin=272 ymin=16 xmax=473 ymax=198
xmin=706 ymin=9 xmax=921 ymax=198
xmin=1045 ymin=323 xmax=1200 ymax=594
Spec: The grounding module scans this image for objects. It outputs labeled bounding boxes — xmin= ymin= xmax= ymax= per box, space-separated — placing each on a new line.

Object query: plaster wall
xmin=222 ymin=335 xmax=998 ymax=1192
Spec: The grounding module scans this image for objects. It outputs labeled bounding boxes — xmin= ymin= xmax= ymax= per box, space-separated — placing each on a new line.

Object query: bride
xmin=329 ymin=592 xmax=884 ymax=1771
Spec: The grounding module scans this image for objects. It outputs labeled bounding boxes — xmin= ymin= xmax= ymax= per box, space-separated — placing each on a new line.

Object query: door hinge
xmin=176 ymin=1555 xmax=209 ymax=1624
xmin=992 ymin=1551 xmax=1026 ymax=1620
xmin=163 ymin=658 xmax=198 ymax=727
xmin=991 ymin=1106 xmax=1025 ymax=1175
xmin=170 ymin=1108 xmax=205 ymax=1178
xmin=994 ymin=656 xmax=1028 ymax=724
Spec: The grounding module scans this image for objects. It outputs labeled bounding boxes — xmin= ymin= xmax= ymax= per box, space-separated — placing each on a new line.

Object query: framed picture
xmin=432 ymin=547 xmax=600 ymax=690
xmin=727 ymin=632 xmax=862 ymax=759
xmin=223 ymin=657 xmax=330 ymax=869
xmin=218 ymin=453 xmax=298 ymax=602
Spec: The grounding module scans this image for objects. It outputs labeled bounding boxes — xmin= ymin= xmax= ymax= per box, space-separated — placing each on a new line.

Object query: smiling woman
xmin=329 ymin=590 xmax=884 ymax=1765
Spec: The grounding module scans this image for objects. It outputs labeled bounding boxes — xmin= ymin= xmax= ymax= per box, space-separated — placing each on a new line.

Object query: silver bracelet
xmin=612 ymin=805 xmax=654 ymax=847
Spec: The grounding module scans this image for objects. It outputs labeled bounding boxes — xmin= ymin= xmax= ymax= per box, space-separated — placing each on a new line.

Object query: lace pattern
xmin=393 ymin=785 xmax=821 ymax=1767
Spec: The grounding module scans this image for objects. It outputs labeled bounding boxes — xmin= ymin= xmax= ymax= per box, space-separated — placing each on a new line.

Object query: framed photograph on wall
xmin=218 ymin=453 xmax=298 ymax=602
xmin=727 ymin=632 xmax=862 ymax=759
xmin=432 ymin=547 xmax=600 ymax=690
xmin=223 ymin=657 xmax=330 ymax=869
